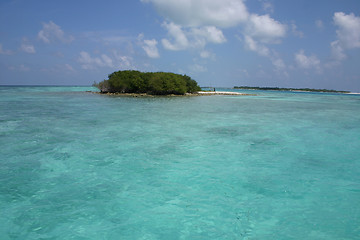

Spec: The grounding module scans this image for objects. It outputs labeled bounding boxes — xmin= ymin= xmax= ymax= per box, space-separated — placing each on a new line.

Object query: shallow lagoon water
xmin=1 ymin=86 xmax=360 ymax=239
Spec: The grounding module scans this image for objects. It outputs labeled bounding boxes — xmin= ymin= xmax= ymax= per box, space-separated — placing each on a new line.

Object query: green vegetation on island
xmin=233 ymin=86 xmax=350 ymax=93
xmin=93 ymin=70 xmax=201 ymax=95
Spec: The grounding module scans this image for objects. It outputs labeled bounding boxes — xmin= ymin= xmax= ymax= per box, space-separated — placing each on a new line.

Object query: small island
xmin=234 ymin=86 xmax=350 ymax=93
xmin=93 ymin=70 xmax=201 ymax=95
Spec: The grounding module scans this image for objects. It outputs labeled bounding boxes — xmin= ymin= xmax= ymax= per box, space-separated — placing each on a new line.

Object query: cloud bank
xmin=331 ymin=12 xmax=360 ymax=61
xmin=141 ymin=0 xmax=248 ymax=28
xmin=142 ymin=0 xmax=287 ymax=69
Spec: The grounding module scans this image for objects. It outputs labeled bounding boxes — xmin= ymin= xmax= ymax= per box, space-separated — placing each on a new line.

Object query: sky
xmin=1 ymin=0 xmax=360 ymax=91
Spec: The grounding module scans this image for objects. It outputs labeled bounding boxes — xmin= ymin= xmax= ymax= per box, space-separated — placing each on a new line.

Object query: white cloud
xmin=191 ymin=26 xmax=226 ymax=45
xmin=142 ymin=0 xmax=287 ymax=41
xmin=333 ymin=12 xmax=360 ymax=49
xmin=331 ymin=12 xmax=360 ymax=61
xmin=142 ymin=39 xmax=160 ymax=58
xmin=161 ymin=22 xmax=189 ymax=50
xmin=236 ymin=10 xmax=287 ymax=72
xmin=330 ymin=40 xmax=346 ymax=61
xmin=269 ymin=51 xmax=287 ymax=75
xmin=112 ymin=50 xmax=135 ymax=69
xmin=64 ymin=64 xmax=75 ymax=72
xmin=272 ymin=57 xmax=285 ymax=70
xmin=245 ymin=14 xmax=286 ymax=44
xmin=145 ymin=0 xmax=288 ymax=70
xmin=161 ymin=22 xmax=226 ymax=51
xmin=295 ymin=50 xmax=321 ymax=71
xmin=0 ymin=43 xmax=13 ymax=55
xmin=200 ymin=50 xmax=215 ymax=59
xmin=101 ymin=54 xmax=114 ymax=68
xmin=20 ymin=43 xmax=36 ymax=54
xmin=142 ymin=0 xmax=248 ymax=28
xmin=189 ymin=63 xmax=207 ymax=72
xmin=243 ymin=35 xmax=286 ymax=72
xmin=244 ymin=35 xmax=269 ymax=56
xmin=78 ymin=51 xmax=135 ymax=70
xmin=78 ymin=51 xmax=113 ymax=70
xmin=38 ymin=21 xmax=74 ymax=43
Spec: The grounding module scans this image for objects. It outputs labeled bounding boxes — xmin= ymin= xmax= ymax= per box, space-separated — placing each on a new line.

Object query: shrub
xmin=95 ymin=70 xmax=201 ymax=95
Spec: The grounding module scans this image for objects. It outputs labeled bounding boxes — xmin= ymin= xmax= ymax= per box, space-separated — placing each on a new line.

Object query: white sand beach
xmin=196 ymin=91 xmax=249 ymax=95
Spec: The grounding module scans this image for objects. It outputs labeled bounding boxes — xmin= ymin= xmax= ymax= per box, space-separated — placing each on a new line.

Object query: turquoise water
xmin=1 ymin=86 xmax=360 ymax=239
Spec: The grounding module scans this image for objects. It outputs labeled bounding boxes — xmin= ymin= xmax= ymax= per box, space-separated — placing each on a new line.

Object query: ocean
xmin=1 ymin=86 xmax=359 ymax=239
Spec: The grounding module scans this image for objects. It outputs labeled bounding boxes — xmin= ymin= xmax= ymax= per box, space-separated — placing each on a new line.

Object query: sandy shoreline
xmin=90 ymin=91 xmax=254 ymax=97
xmin=196 ymin=91 xmax=251 ymax=95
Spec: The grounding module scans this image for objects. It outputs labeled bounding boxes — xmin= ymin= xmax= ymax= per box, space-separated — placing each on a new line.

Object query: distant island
xmin=233 ymin=86 xmax=350 ymax=93
xmin=93 ymin=70 xmax=201 ymax=95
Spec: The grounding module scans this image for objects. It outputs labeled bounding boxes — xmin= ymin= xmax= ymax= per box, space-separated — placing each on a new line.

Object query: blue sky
xmin=1 ymin=0 xmax=360 ymax=91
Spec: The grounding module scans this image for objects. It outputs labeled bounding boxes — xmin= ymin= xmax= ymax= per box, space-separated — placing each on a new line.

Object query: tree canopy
xmin=93 ymin=70 xmax=201 ymax=95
